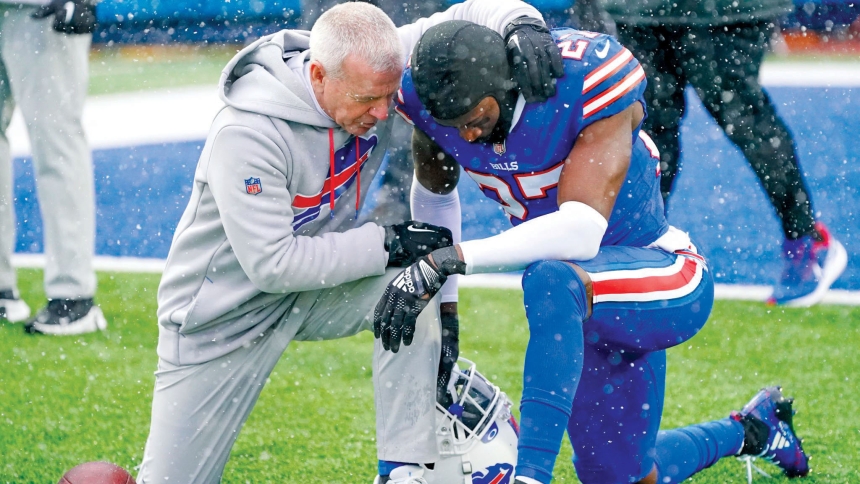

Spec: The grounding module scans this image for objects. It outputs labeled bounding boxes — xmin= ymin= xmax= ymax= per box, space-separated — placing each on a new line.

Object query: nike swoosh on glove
xmin=384 ymin=221 xmax=453 ymax=267
xmin=374 ymin=257 xmax=446 ymax=353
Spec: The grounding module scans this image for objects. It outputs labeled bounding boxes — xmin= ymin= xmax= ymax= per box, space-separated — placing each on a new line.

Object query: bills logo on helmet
xmin=472 ymin=463 xmax=514 ymax=484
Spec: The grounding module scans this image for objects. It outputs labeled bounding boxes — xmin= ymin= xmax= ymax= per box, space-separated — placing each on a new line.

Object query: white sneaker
xmin=373 ymin=465 xmax=428 ymax=484
xmin=25 ymin=298 xmax=107 ymax=336
xmin=0 ymin=291 xmax=31 ymax=323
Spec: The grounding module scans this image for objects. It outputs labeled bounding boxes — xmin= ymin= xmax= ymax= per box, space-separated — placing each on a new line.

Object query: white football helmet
xmin=424 ymin=358 xmax=519 ymax=484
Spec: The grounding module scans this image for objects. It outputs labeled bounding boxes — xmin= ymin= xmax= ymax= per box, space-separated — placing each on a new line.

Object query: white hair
xmin=309 ymin=2 xmax=405 ymax=79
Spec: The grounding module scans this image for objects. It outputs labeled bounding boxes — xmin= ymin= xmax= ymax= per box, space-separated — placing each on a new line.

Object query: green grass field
xmin=1 ymin=270 xmax=858 ymax=483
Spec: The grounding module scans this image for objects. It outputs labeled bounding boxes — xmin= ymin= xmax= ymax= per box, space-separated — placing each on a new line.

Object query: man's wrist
xmin=429 ymin=246 xmax=467 ymax=277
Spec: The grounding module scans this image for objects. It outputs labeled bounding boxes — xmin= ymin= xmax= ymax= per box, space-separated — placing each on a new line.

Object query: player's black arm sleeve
xmin=413 ymin=128 xmax=460 ymax=195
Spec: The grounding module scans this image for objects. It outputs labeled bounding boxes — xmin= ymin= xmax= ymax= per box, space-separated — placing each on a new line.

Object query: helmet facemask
xmin=436 ymin=358 xmax=511 ymax=455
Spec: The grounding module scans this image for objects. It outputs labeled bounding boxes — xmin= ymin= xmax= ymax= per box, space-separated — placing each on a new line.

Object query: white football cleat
xmin=25 ymin=298 xmax=107 ymax=336
xmin=0 ymin=291 xmax=31 ymax=323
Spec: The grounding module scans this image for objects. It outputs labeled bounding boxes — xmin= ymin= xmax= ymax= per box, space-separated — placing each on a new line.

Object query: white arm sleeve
xmin=411 ymin=178 xmax=461 ymax=303
xmin=458 ymin=201 xmax=608 ymax=275
xmin=396 ymin=0 xmax=543 ymax=63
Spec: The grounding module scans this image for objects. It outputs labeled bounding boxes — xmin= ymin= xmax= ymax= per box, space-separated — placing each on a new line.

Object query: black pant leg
xmin=616 ymin=23 xmax=688 ymax=204
xmin=684 ymin=21 xmax=816 ymax=239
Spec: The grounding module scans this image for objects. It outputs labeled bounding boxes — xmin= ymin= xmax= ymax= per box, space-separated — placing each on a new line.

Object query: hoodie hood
xmin=219 ymin=30 xmax=337 ymax=128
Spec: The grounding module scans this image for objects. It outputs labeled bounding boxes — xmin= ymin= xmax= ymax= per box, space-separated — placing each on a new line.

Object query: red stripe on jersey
xmin=582 ymin=65 xmax=645 ymax=118
xmin=593 ymin=257 xmax=698 ymax=297
xmin=582 ymin=49 xmax=633 ymax=95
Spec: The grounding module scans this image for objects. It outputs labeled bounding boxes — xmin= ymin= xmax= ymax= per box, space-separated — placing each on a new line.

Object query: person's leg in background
xmin=684 ymin=20 xmax=846 ymax=306
xmin=2 ymin=6 xmax=102 ymax=334
xmin=0 ymin=8 xmax=32 ymax=323
xmin=568 ymin=0 xmax=616 ymax=35
xmin=615 ymin=23 xmax=689 ymax=204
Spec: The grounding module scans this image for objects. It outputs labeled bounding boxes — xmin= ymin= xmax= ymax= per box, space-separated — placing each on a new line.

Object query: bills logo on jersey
xmin=291 ymin=135 xmax=377 ymax=230
xmin=245 ymin=177 xmax=262 ymax=195
xmin=472 ymin=463 xmax=514 ymax=484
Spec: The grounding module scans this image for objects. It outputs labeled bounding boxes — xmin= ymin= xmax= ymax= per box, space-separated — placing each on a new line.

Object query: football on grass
xmin=58 ymin=461 xmax=136 ymax=484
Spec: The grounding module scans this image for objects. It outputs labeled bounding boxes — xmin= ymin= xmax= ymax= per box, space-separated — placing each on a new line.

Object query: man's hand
xmin=436 ymin=304 xmax=459 ymax=408
xmin=504 ymin=17 xmax=565 ymax=103
xmin=384 ymin=221 xmax=452 ymax=267
xmin=31 ymin=0 xmax=97 ymax=34
xmin=374 ymin=256 xmax=447 ymax=353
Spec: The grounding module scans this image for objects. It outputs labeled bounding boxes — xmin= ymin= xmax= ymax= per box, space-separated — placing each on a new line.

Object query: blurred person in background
xmin=540 ymin=0 xmax=616 ymax=34
xmin=0 ymin=0 xmax=106 ymax=334
xmin=604 ymin=0 xmax=847 ymax=307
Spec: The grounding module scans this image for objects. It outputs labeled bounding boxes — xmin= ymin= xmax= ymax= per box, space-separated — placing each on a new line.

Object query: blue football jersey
xmin=397 ymin=28 xmax=669 ymax=248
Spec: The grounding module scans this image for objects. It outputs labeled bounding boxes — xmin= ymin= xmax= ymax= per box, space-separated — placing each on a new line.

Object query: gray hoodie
xmin=156 ymin=0 xmax=542 ymax=366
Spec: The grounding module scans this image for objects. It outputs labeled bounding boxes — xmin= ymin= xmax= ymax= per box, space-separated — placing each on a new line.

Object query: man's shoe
xmin=0 ymin=290 xmax=31 ymax=323
xmin=769 ymin=222 xmax=847 ymax=307
xmin=373 ymin=465 xmax=428 ymax=484
xmin=731 ymin=386 xmax=809 ymax=481
xmin=24 ymin=298 xmax=107 ymax=336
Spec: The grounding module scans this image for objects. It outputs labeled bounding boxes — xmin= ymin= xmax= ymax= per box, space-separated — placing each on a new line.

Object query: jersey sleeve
xmin=569 ymin=32 xmax=646 ymax=130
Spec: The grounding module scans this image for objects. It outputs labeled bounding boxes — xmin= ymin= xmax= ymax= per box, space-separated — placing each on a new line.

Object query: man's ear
xmin=309 ymin=61 xmax=326 ymax=88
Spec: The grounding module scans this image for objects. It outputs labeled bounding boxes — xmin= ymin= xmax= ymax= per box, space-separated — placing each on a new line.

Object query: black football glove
xmin=374 ymin=246 xmax=466 ymax=353
xmin=374 ymin=256 xmax=446 ymax=353
xmin=503 ymin=16 xmax=565 ymax=103
xmin=384 ymin=220 xmax=453 ymax=267
xmin=32 ymin=0 xmax=97 ymax=34
xmin=436 ymin=308 xmax=459 ymax=408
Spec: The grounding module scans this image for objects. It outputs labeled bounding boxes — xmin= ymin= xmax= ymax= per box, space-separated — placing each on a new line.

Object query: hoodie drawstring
xmin=329 ymin=128 xmax=335 ymax=219
xmin=354 ymin=136 xmax=361 ymax=219
xmin=327 ymin=128 xmax=362 ymax=220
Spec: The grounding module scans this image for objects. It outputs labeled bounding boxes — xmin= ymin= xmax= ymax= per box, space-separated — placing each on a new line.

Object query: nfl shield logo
xmin=245 ymin=177 xmax=262 ymax=195
xmin=493 ymin=142 xmax=506 ymax=155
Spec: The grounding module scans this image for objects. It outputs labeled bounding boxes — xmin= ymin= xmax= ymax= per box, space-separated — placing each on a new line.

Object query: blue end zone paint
xmin=11 ymin=87 xmax=859 ymax=289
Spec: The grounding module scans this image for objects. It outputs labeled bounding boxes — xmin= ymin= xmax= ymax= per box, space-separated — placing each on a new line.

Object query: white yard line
xmin=11 ymin=254 xmax=860 ymax=306
xmin=6 ymin=62 xmax=860 ymax=158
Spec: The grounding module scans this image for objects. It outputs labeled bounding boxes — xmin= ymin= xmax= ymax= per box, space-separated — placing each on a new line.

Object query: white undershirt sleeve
xmin=410 ymin=178 xmax=461 ymax=303
xmin=396 ymin=0 xmax=544 ymax=64
xmin=458 ymin=201 xmax=608 ymax=275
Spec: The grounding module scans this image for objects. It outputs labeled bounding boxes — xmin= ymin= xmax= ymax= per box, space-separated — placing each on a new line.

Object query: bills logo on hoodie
xmin=472 ymin=463 xmax=514 ymax=484
xmin=291 ymin=134 xmax=377 ymax=229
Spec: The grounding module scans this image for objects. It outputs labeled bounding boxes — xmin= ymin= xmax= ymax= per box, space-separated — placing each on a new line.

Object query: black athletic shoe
xmin=0 ymin=289 xmax=31 ymax=322
xmin=24 ymin=298 xmax=107 ymax=335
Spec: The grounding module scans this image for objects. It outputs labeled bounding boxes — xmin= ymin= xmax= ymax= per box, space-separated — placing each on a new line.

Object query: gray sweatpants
xmin=138 ymin=268 xmax=441 ymax=483
xmin=0 ymin=3 xmax=96 ymax=299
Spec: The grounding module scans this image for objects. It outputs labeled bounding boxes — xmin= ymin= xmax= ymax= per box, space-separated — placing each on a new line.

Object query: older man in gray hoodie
xmin=138 ymin=2 xmax=562 ymax=483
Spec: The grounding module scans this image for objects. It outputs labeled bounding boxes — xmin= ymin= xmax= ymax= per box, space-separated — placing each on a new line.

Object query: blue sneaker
xmin=769 ymin=222 xmax=847 ymax=307
xmin=731 ymin=387 xmax=809 ymax=479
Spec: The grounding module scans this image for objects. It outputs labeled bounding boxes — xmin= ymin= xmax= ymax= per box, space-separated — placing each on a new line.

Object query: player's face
xmin=436 ymin=96 xmax=500 ymax=143
xmin=311 ymin=55 xmax=401 ymax=136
